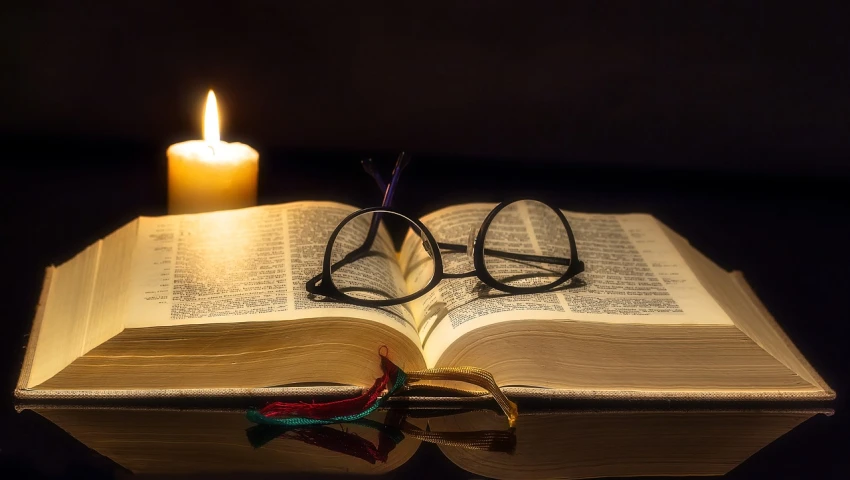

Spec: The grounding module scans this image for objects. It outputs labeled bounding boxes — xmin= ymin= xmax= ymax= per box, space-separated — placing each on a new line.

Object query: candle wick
xmin=207 ymin=143 xmax=216 ymax=156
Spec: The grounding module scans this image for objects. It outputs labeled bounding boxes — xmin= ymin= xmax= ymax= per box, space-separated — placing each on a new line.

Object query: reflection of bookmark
xmin=247 ymin=414 xmax=516 ymax=464
xmin=402 ymin=423 xmax=516 ymax=453
xmin=246 ymin=418 xmax=405 ymax=465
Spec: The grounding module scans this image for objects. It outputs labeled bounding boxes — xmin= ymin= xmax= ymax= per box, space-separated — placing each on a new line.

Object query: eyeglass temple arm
xmin=305 ymin=248 xmax=379 ymax=294
xmin=360 ymin=152 xmax=410 ymax=207
xmin=437 ymin=242 xmax=581 ymax=268
xmin=360 ymin=152 xmax=411 ymax=251
xmin=361 ymin=158 xmax=387 ymax=192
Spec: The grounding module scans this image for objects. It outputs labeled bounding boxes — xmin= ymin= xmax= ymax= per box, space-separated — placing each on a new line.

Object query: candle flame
xmin=203 ymin=90 xmax=220 ymax=144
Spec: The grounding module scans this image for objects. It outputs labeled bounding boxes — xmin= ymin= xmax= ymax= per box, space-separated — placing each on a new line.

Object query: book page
xmin=401 ymin=203 xmax=733 ymax=365
xmin=125 ymin=202 xmax=419 ymax=344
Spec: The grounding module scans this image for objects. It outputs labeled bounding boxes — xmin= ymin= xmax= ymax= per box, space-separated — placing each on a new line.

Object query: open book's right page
xmin=401 ymin=203 xmax=734 ymax=367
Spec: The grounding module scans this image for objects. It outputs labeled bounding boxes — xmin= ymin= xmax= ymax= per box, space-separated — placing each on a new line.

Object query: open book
xmin=16 ymin=201 xmax=834 ymax=402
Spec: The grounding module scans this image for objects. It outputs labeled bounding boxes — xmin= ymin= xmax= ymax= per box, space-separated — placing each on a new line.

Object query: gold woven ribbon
xmin=404 ymin=366 xmax=519 ymax=428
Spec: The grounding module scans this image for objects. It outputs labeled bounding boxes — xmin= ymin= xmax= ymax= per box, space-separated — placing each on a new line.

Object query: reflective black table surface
xmin=1 ymin=145 xmax=847 ymax=478
xmin=4 ymin=405 xmax=839 ymax=479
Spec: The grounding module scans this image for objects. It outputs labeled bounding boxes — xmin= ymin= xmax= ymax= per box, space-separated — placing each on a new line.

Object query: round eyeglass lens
xmin=482 ymin=200 xmax=572 ymax=289
xmin=331 ymin=210 xmax=435 ymax=301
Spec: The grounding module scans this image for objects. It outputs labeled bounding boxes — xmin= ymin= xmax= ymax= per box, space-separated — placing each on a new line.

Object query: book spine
xmin=14 ymin=267 xmax=55 ymax=398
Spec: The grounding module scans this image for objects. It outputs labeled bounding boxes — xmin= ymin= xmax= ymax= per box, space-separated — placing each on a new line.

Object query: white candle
xmin=167 ymin=90 xmax=259 ymax=214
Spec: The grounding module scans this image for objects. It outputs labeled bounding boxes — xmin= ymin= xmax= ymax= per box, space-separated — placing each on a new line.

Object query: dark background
xmin=2 ymin=0 xmax=849 ymax=172
xmin=1 ymin=1 xmax=848 ymax=478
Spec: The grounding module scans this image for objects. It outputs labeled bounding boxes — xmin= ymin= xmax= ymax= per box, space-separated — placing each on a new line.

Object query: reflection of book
xmin=24 ymin=405 xmax=830 ymax=478
xmin=27 ymin=407 xmax=425 ymax=476
xmin=432 ymin=409 xmax=832 ymax=479
xmin=16 ymin=201 xmax=834 ymax=402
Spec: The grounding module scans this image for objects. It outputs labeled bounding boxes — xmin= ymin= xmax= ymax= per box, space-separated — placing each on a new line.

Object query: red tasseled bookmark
xmin=258 ymin=354 xmax=400 ymax=420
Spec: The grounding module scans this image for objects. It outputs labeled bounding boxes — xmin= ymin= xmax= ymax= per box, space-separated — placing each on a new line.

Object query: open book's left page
xmin=125 ymin=201 xmax=420 ymax=345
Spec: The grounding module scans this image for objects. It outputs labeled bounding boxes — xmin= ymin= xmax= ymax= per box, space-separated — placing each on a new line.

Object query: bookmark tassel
xmin=247 ymin=354 xmax=406 ymax=427
xmin=247 ymin=350 xmax=518 ymax=428
xmin=252 ymin=355 xmax=400 ymax=421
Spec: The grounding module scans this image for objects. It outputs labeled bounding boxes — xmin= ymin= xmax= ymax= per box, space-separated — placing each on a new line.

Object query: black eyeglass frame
xmin=305 ymin=199 xmax=585 ymax=308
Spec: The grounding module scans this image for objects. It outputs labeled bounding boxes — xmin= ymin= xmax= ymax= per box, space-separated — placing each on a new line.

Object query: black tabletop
xmin=0 ymin=143 xmax=847 ymax=479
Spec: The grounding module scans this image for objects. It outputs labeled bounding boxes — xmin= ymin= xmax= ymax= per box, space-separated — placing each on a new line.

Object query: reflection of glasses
xmin=305 ymin=153 xmax=585 ymax=307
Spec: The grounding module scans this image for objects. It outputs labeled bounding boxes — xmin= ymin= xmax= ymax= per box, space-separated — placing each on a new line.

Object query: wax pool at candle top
xmin=167 ymin=140 xmax=258 ymax=165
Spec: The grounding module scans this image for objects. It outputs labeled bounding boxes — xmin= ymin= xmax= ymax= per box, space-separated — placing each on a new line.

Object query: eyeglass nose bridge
xmin=434 ymin=227 xmax=480 ymax=279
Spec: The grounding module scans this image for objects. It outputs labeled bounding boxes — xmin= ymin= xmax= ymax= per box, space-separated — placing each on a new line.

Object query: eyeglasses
xmin=305 ymin=153 xmax=585 ymax=307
